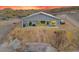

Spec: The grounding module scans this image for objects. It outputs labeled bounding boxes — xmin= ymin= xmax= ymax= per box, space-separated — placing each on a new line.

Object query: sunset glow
xmin=0 ymin=6 xmax=64 ymax=10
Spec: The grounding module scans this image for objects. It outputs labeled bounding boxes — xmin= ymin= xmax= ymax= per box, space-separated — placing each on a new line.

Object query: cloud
xmin=0 ymin=6 xmax=64 ymax=10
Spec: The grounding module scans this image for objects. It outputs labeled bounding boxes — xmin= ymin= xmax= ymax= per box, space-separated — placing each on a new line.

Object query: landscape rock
xmin=23 ymin=43 xmax=57 ymax=52
xmin=9 ymin=38 xmax=22 ymax=50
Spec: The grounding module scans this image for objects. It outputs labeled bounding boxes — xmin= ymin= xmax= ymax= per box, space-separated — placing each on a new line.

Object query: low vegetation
xmin=6 ymin=27 xmax=79 ymax=51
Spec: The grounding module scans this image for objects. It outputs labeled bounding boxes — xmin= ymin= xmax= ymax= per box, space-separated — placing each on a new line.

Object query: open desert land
xmin=0 ymin=11 xmax=79 ymax=52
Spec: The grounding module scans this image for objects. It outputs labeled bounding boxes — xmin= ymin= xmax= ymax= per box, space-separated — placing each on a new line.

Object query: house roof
xmin=23 ymin=11 xmax=60 ymax=20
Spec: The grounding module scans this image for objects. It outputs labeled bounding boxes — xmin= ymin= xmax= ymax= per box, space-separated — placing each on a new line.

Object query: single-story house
xmin=22 ymin=12 xmax=62 ymax=27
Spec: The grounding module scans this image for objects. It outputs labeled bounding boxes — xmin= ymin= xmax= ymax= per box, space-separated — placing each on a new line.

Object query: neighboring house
xmin=22 ymin=12 xmax=61 ymax=27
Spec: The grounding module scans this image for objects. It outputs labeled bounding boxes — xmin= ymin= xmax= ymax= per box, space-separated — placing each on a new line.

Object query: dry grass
xmin=6 ymin=26 xmax=79 ymax=51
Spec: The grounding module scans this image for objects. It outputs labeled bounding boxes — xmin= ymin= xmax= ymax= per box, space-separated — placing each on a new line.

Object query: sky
xmin=0 ymin=6 xmax=64 ymax=10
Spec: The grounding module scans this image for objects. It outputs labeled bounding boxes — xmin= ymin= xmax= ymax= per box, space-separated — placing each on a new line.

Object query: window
xmin=40 ymin=21 xmax=45 ymax=24
xmin=32 ymin=24 xmax=36 ymax=26
xmin=23 ymin=24 xmax=26 ymax=27
xmin=29 ymin=21 xmax=32 ymax=26
xmin=47 ymin=21 xmax=49 ymax=25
